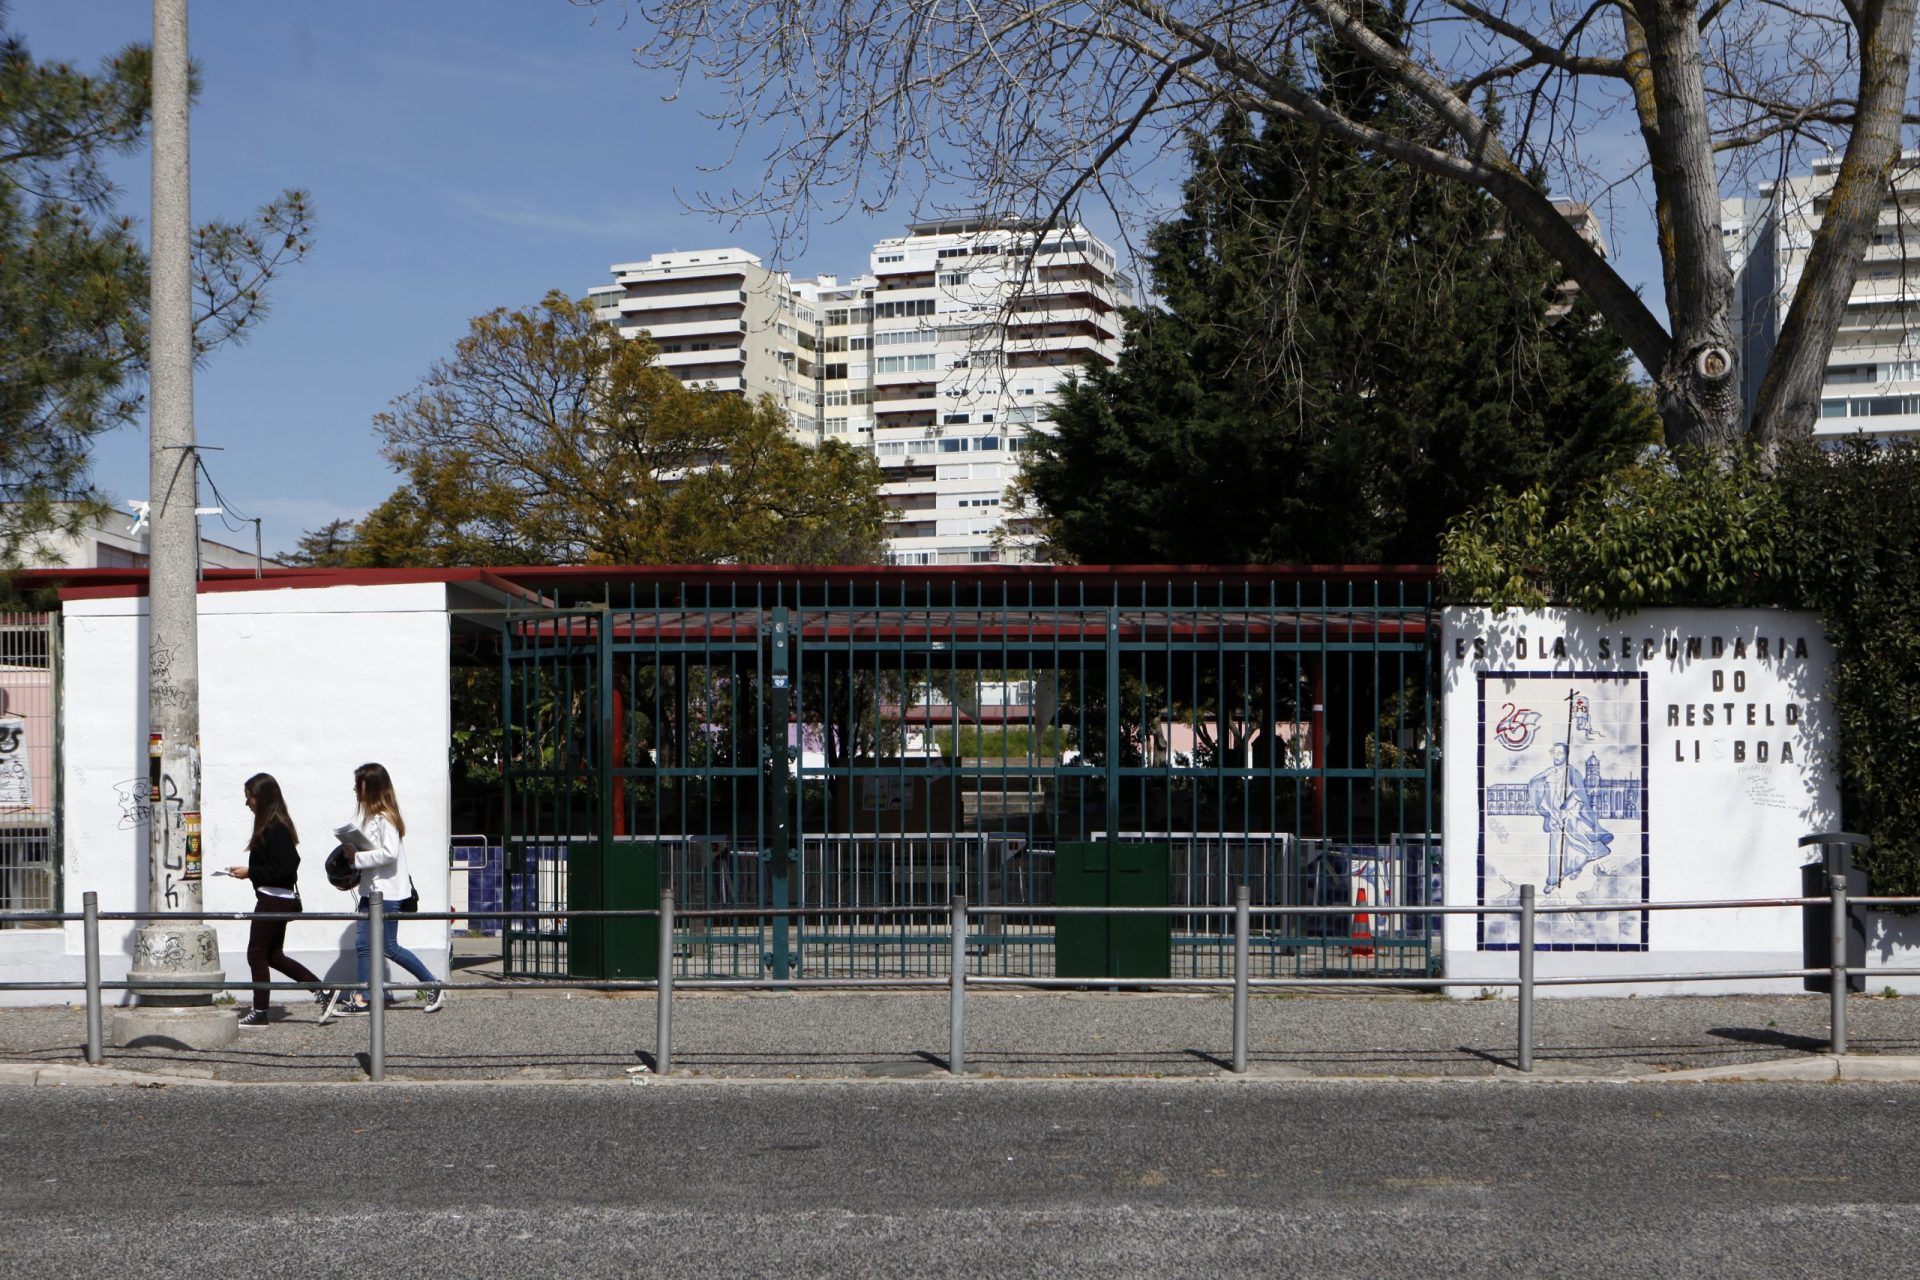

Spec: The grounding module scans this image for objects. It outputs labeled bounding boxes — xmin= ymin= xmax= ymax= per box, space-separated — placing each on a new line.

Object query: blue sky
xmin=11 ymin=2 xmax=1671 ymax=559
xmin=12 ymin=0 xmax=911 ymax=556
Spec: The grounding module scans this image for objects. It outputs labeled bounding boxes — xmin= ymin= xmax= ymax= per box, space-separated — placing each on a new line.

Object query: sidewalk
xmin=3 ymin=985 xmax=1919 ymax=1085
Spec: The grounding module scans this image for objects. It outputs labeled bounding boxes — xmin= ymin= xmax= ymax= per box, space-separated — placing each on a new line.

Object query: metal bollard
xmin=1232 ymin=885 xmax=1249 ymax=1074
xmin=1518 ymin=884 xmax=1535 ymax=1073
xmin=949 ymin=895 xmax=966 ymax=1076
xmin=368 ymin=892 xmax=386 ymax=1082
xmin=83 ymin=891 xmax=103 ymax=1066
xmin=656 ymin=889 xmax=674 ymax=1076
xmin=1830 ymin=872 xmax=1848 ymax=1056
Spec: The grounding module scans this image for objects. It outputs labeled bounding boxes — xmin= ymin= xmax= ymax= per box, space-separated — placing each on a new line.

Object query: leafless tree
xmin=593 ymin=0 xmax=1916 ymax=455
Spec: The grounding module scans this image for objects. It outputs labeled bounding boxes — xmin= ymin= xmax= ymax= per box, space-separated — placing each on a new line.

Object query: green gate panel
xmin=1055 ymin=841 xmax=1170 ymax=980
xmin=1055 ymin=842 xmax=1110 ymax=979
xmin=569 ymin=841 xmax=659 ymax=980
xmin=1108 ymin=842 xmax=1171 ymax=979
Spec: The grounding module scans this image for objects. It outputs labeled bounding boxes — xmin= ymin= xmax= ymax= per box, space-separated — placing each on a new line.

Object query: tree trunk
xmin=1624 ymin=0 xmax=1742 ymax=453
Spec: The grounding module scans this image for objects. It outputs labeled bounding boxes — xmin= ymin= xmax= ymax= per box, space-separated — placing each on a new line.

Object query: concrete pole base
xmin=112 ymin=923 xmax=237 ymax=1048
xmin=109 ymin=1005 xmax=239 ymax=1050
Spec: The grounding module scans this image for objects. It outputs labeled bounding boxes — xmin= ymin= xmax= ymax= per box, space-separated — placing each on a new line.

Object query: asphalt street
xmin=3 ymin=1079 xmax=1918 ymax=1277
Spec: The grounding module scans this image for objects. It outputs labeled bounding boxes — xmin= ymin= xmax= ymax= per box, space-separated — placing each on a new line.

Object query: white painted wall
xmin=16 ymin=581 xmax=453 ymax=1007
xmin=1441 ymin=607 xmax=1869 ymax=996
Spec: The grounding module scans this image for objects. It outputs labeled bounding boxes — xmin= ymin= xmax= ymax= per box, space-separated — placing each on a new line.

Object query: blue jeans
xmin=355 ymin=899 xmax=436 ymax=999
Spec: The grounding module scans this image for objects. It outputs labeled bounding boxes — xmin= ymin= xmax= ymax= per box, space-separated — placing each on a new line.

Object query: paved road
xmin=2 ymin=1079 xmax=1917 ymax=1277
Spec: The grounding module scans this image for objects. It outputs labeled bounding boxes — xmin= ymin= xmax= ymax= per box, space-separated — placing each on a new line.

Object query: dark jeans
xmin=247 ymin=892 xmax=321 ymax=1012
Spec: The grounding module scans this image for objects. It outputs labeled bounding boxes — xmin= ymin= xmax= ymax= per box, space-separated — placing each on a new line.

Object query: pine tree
xmin=0 ymin=20 xmax=311 ymax=568
xmin=1021 ymin=91 xmax=1657 ymax=565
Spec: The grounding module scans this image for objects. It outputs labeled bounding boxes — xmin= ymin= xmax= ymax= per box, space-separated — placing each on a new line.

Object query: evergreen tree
xmin=278 ymin=517 xmax=357 ymax=567
xmin=1020 ymin=91 xmax=1656 ymax=565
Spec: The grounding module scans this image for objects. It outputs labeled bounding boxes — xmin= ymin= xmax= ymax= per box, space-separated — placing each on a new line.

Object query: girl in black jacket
xmin=228 ymin=773 xmax=326 ymax=1027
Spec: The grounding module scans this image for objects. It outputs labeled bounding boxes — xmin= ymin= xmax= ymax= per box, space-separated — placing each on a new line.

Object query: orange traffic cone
xmin=1352 ymin=888 xmax=1375 ymax=957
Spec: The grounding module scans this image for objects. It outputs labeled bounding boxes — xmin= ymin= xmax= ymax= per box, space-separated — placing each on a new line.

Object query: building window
xmin=825 ymin=417 xmax=849 ymax=434
xmin=940 ymin=272 xmax=969 ymax=286
xmin=944 ymin=413 xmax=970 ymax=425
xmin=939 ymin=437 xmax=970 ymax=452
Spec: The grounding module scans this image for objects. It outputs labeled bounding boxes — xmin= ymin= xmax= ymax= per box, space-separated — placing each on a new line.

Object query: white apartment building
xmin=587 ymin=248 xmax=820 ymax=438
xmin=1727 ymin=155 xmax=1920 ymax=438
xmin=590 ymin=219 xmax=1131 ymax=565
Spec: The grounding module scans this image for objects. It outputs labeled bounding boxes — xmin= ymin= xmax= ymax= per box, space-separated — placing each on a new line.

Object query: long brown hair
xmin=244 ymin=772 xmax=298 ymax=852
xmin=353 ymin=762 xmax=407 ymax=838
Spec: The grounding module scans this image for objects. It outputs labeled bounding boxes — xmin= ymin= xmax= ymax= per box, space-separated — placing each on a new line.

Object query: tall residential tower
xmin=590 ymin=219 xmax=1131 ymax=564
xmin=1728 ymin=154 xmax=1920 ymax=438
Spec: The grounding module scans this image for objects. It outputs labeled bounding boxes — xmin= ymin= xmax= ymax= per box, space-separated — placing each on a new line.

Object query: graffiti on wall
xmin=0 ymin=716 xmax=28 ymax=807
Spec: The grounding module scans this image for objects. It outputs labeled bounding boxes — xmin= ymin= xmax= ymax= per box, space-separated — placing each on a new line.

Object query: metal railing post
xmin=1232 ymin=885 xmax=1249 ymax=1074
xmin=1830 ymin=872 xmax=1848 ymax=1056
xmin=83 ymin=892 xmax=103 ymax=1066
xmin=368 ymin=892 xmax=386 ymax=1082
xmin=1518 ymin=884 xmax=1535 ymax=1073
xmin=657 ymin=889 xmax=674 ymax=1076
xmin=949 ymin=894 xmax=966 ymax=1076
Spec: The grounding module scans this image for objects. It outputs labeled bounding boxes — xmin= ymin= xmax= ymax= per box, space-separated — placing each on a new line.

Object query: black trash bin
xmin=1799 ymin=832 xmax=1869 ymax=994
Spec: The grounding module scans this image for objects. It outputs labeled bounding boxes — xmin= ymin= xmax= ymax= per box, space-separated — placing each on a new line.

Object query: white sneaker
xmin=422 ymin=988 xmax=446 ymax=1014
xmin=318 ymin=989 xmax=345 ymax=1024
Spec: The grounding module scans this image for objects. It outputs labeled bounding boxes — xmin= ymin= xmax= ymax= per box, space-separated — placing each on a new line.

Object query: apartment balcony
xmin=1814 ymin=412 xmax=1920 ymax=439
xmin=624 ymin=317 xmax=748 ymax=343
xmin=1837 ymin=298 xmax=1920 ymax=332
xmin=671 ymin=374 xmax=747 ymax=393
xmin=610 ymin=284 xmax=749 ymax=312
xmin=656 ymin=348 xmax=748 ymax=369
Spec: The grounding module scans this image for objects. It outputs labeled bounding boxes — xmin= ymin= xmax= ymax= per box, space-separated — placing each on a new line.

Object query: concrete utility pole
xmin=114 ymin=0 xmax=234 ymax=1048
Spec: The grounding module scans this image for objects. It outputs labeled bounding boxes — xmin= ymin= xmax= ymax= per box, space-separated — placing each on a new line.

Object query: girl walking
xmin=324 ymin=763 xmax=443 ymax=1018
xmin=228 ymin=773 xmax=326 ymax=1028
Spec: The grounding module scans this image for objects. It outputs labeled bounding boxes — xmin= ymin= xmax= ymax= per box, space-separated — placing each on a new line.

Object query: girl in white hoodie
xmin=327 ymin=762 xmax=443 ymax=1017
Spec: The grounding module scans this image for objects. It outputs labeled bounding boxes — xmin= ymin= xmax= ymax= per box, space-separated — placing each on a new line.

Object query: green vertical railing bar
xmin=767 ymin=605 xmax=792 ymax=979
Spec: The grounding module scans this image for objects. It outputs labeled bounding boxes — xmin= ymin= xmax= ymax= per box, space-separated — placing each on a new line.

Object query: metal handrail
xmin=11 ymin=880 xmax=1906 ymax=1081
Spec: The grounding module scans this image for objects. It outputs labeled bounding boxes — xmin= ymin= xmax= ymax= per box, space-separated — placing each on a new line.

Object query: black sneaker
xmin=237 ymin=1009 xmax=271 ymax=1028
xmin=313 ymin=988 xmax=333 ymax=1007
xmin=422 ymin=988 xmax=446 ymax=1014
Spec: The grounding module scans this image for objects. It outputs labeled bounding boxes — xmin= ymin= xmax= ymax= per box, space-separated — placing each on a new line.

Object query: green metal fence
xmin=500 ymin=569 xmax=1437 ymax=981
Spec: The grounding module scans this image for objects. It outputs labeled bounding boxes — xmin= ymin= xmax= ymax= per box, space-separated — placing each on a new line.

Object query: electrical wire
xmin=194 ymin=456 xmax=254 ymax=534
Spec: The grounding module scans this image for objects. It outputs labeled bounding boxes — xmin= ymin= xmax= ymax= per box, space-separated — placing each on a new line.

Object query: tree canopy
xmin=1015 ymin=108 xmax=1657 ymax=564
xmin=345 ymin=292 xmax=892 ymax=568
xmin=0 ymin=16 xmax=312 ymax=567
xmin=617 ymin=0 xmax=1916 ymax=456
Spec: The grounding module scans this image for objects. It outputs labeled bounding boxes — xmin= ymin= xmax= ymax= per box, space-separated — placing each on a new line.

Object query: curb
xmin=8 ymin=1054 xmax=1920 ymax=1089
